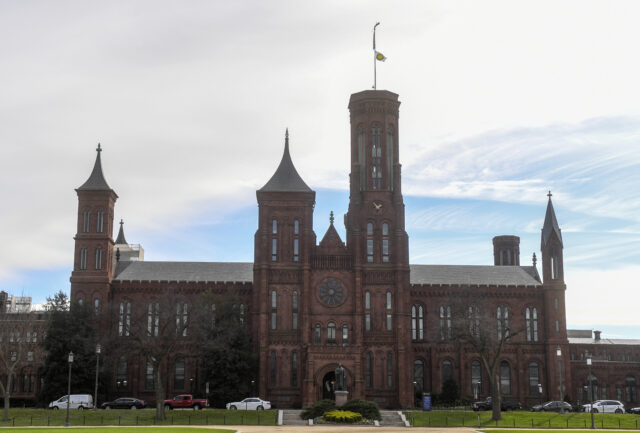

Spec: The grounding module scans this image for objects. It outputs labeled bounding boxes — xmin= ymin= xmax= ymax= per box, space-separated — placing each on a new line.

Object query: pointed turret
xmin=259 ymin=129 xmax=312 ymax=192
xmin=540 ymin=191 xmax=564 ymax=282
xmin=78 ymin=144 xmax=113 ymax=191
xmin=542 ymin=191 xmax=563 ymax=247
xmin=115 ymin=219 xmax=127 ymax=245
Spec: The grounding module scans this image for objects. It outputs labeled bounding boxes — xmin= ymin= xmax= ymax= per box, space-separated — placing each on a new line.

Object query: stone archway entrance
xmin=322 ymin=371 xmax=336 ymax=400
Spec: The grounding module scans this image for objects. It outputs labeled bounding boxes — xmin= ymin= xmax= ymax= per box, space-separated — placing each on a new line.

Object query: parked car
xmin=628 ymin=406 xmax=640 ymax=414
xmin=101 ymin=397 xmax=146 ymax=410
xmin=582 ymin=400 xmax=625 ymax=413
xmin=49 ymin=394 xmax=93 ymax=410
xmin=531 ymin=401 xmax=572 ymax=412
xmin=226 ymin=397 xmax=271 ymax=410
xmin=472 ymin=397 xmax=521 ymax=411
xmin=163 ymin=394 xmax=209 ymax=410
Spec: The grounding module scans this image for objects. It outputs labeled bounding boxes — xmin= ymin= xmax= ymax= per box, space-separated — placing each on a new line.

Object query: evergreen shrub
xmin=341 ymin=398 xmax=381 ymax=420
xmin=300 ymin=399 xmax=335 ymax=419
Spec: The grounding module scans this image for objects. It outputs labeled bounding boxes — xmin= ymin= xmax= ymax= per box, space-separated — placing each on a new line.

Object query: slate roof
xmin=542 ymin=196 xmax=563 ymax=246
xmin=409 ymin=264 xmax=541 ymax=287
xmin=259 ymin=130 xmax=312 ymax=192
xmin=568 ymin=337 xmax=640 ymax=346
xmin=78 ymin=145 xmax=113 ymax=191
xmin=114 ymin=261 xmax=253 ymax=283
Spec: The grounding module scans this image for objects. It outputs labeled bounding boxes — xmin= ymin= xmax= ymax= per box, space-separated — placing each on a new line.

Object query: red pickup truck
xmin=163 ymin=394 xmax=209 ymax=410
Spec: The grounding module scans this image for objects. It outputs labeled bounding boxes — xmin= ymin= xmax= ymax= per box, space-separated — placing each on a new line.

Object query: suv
xmin=582 ymin=400 xmax=625 ymax=413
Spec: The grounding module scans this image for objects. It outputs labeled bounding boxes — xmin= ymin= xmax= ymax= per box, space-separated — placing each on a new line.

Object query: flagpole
xmin=373 ymin=22 xmax=379 ymax=90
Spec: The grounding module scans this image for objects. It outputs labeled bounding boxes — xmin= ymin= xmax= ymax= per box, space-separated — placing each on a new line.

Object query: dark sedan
xmin=531 ymin=401 xmax=572 ymax=412
xmin=101 ymin=397 xmax=146 ymax=410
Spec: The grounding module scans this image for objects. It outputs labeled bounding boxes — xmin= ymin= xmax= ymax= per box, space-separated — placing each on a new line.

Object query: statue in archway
xmin=335 ymin=363 xmax=346 ymax=391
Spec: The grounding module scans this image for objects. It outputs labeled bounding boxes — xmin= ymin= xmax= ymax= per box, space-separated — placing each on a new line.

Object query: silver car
xmin=226 ymin=397 xmax=271 ymax=410
xmin=582 ymin=400 xmax=625 ymax=413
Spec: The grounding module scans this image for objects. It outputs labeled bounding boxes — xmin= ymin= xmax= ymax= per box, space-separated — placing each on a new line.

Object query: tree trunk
xmin=3 ymin=376 xmax=12 ymax=421
xmin=491 ymin=372 xmax=502 ymax=421
xmin=154 ymin=368 xmax=165 ymax=421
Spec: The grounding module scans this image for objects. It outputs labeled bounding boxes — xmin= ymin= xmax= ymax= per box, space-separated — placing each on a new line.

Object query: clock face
xmin=318 ymin=278 xmax=346 ymax=306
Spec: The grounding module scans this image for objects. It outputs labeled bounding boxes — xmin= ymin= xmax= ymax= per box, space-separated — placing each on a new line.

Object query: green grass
xmin=480 ymin=430 xmax=608 ymax=433
xmin=0 ymin=408 xmax=277 ymax=427
xmin=405 ymin=410 xmax=640 ymax=429
xmin=0 ymin=429 xmax=233 ymax=433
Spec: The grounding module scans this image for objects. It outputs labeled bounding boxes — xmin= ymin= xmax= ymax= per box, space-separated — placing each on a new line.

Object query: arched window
xmin=239 ymin=303 xmax=245 ymax=325
xmin=79 ymin=248 xmax=88 ymax=270
xmin=94 ymin=298 xmax=99 ymax=313
xmin=176 ymin=302 xmax=188 ymax=337
xmin=117 ymin=356 xmax=128 ymax=387
xmin=291 ymin=352 xmax=298 ymax=387
xmin=626 ymin=376 xmax=637 ymax=403
xmin=211 ymin=303 xmax=216 ymax=328
xmin=385 ymin=292 xmax=392 ymax=331
xmin=293 ymin=219 xmax=300 ymax=262
xmin=551 ymin=254 xmax=559 ymax=279
xmin=95 ymin=247 xmax=103 ymax=270
xmin=82 ymin=209 xmax=91 ymax=233
xmin=468 ymin=305 xmax=480 ymax=337
xmin=471 ymin=360 xmax=482 ymax=395
xmin=147 ymin=302 xmax=159 ymax=337
xmin=271 ymin=219 xmax=278 ymax=261
xmin=174 ymin=357 xmax=185 ymax=390
xmin=365 ymin=353 xmax=373 ymax=388
xmin=414 ymin=359 xmax=424 ymax=394
xmin=528 ymin=362 xmax=540 ymax=396
xmin=411 ymin=305 xmax=424 ymax=341
xmin=526 ymin=307 xmax=539 ymax=342
xmin=270 ymin=291 xmax=277 ymax=330
xmin=497 ymin=306 xmax=510 ymax=340
xmin=314 ymin=324 xmax=321 ymax=344
xmin=145 ymin=362 xmax=154 ymax=390
xmin=342 ymin=324 xmax=349 ymax=345
xmin=327 ymin=322 xmax=336 ymax=342
xmin=270 ymin=351 xmax=277 ymax=385
xmin=364 ymin=291 xmax=371 ymax=331
xmin=358 ymin=126 xmax=366 ymax=190
xmin=292 ymin=291 xmax=298 ymax=330
xmin=272 ymin=219 xmax=278 ymax=234
xmin=382 ymin=222 xmax=390 ymax=262
xmin=371 ymin=125 xmax=382 ymax=189
xmin=442 ymin=360 xmax=453 ymax=385
xmin=386 ymin=126 xmax=394 ymax=190
xmin=118 ymin=301 xmax=131 ymax=337
xmin=366 ymin=222 xmax=374 ymax=263
xmin=96 ymin=210 xmax=104 ymax=233
xmin=387 ymin=353 xmax=393 ymax=388
xmin=440 ymin=305 xmax=452 ymax=340
xmin=500 ymin=361 xmax=511 ymax=395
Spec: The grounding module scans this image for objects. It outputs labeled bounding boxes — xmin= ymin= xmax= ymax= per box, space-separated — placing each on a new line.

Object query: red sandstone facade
xmin=68 ymin=89 xmax=639 ymax=409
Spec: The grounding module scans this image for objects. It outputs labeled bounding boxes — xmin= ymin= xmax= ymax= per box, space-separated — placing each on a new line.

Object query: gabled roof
xmin=410 ymin=265 xmax=541 ymax=287
xmin=542 ymin=194 xmax=563 ymax=247
xmin=77 ymin=144 xmax=113 ymax=191
xmin=114 ymin=261 xmax=253 ymax=283
xmin=115 ymin=219 xmax=127 ymax=245
xmin=259 ymin=130 xmax=312 ymax=192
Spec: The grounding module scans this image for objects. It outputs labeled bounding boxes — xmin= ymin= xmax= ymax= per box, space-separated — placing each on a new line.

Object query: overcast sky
xmin=1 ymin=1 xmax=639 ymax=337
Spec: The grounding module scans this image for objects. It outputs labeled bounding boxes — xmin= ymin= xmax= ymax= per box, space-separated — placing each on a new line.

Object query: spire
xmin=541 ymin=191 xmax=563 ymax=247
xmin=115 ymin=219 xmax=127 ymax=245
xmin=329 ymin=211 xmax=334 ymax=225
xmin=259 ymin=129 xmax=312 ymax=192
xmin=77 ymin=143 xmax=113 ymax=191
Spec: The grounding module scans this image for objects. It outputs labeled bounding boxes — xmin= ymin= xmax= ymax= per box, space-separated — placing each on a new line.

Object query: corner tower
xmin=70 ymin=145 xmax=118 ymax=309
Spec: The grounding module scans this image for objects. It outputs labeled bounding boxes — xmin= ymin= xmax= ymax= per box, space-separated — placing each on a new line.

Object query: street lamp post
xmin=538 ymin=383 xmax=543 ymax=406
xmin=587 ymin=356 xmax=594 ymax=429
xmin=65 ymin=351 xmax=74 ymax=427
xmin=557 ymin=347 xmax=564 ymax=402
xmin=94 ymin=344 xmax=101 ymax=410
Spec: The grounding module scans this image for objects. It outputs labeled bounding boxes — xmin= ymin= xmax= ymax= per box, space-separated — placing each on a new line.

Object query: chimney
xmin=594 ymin=330 xmax=601 ymax=341
xmin=492 ymin=235 xmax=520 ymax=266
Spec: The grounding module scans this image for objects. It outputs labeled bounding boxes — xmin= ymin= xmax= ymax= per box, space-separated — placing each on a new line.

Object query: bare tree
xmin=0 ymin=312 xmax=38 ymax=420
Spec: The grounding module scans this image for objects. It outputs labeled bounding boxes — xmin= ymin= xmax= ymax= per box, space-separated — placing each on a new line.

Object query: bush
xmin=324 ymin=409 xmax=363 ymax=423
xmin=300 ymin=399 xmax=335 ymax=420
xmin=341 ymin=398 xmax=381 ymax=420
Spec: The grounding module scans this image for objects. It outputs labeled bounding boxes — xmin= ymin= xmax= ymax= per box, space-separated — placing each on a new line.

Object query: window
xmin=497 ymin=306 xmax=510 ymax=340
xmin=386 ymin=127 xmax=394 ymax=190
xmin=314 ymin=324 xmax=321 ymax=344
xmin=145 ymin=362 xmax=154 ymax=391
xmin=271 ymin=291 xmax=277 ymax=330
xmin=551 ymin=254 xmax=559 ymax=279
xmin=385 ymin=291 xmax=392 ymax=331
xmin=529 ymin=362 xmax=540 ymax=396
xmin=174 ymin=357 xmax=185 ymax=390
xmin=414 ymin=359 xmax=424 ymax=393
xmin=364 ymin=291 xmax=371 ymax=331
xmin=468 ymin=305 xmax=480 ymax=337
xmin=10 ymin=352 xmax=17 ymax=362
xmin=239 ymin=303 xmax=245 ymax=325
xmin=366 ymin=222 xmax=374 ymax=262
xmin=387 ymin=353 xmax=393 ymax=388
xmin=554 ymin=298 xmax=559 ymax=310
xmin=358 ymin=127 xmax=366 ymax=189
xmin=271 ymin=238 xmax=277 ymax=262
xmin=526 ymin=307 xmax=539 ymax=342
xmin=555 ymin=320 xmax=560 ymax=332
xmin=94 ymin=298 xmax=99 ymax=313
xmin=626 ymin=376 xmax=637 ymax=403
xmin=118 ymin=301 xmax=131 ymax=337
xmin=292 ymin=291 xmax=298 ymax=330
xmin=411 ymin=305 xmax=424 ymax=341
xmin=95 ymin=247 xmax=103 ymax=270
xmin=176 ymin=302 xmax=188 ymax=337
xmin=291 ymin=352 xmax=298 ymax=387
xmin=365 ymin=353 xmax=372 ymax=388
xmin=31 ymin=331 xmax=37 ymax=343
xmin=342 ymin=324 xmax=349 ymax=345
xmin=211 ymin=303 xmax=216 ymax=327
xmin=471 ymin=360 xmax=482 ymax=394
xmin=270 ymin=351 xmax=277 ymax=385
xmin=382 ymin=222 xmax=390 ymax=262
xmin=440 ymin=305 xmax=452 ymax=340
xmin=147 ymin=302 xmax=159 ymax=337
xmin=27 ymin=351 xmax=34 ymax=362
xmin=371 ymin=126 xmax=382 ymax=189
xmin=500 ymin=361 xmax=511 ymax=395
xmin=293 ymin=219 xmax=300 ymax=262
xmin=28 ymin=374 xmax=35 ymax=392
xmin=272 ymin=219 xmax=277 ymax=234
xmin=117 ymin=356 xmax=128 ymax=385
xmin=80 ymin=248 xmax=88 ymax=270
xmin=82 ymin=209 xmax=91 ymax=232
xmin=96 ymin=210 xmax=104 ymax=233
xmin=442 ymin=360 xmax=453 ymax=384
xmin=327 ymin=322 xmax=336 ymax=342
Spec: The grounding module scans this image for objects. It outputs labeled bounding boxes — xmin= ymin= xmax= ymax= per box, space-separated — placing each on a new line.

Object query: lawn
xmin=405 ymin=410 xmax=640 ymax=429
xmin=0 ymin=408 xmax=277 ymax=427
xmin=0 ymin=429 xmax=233 ymax=433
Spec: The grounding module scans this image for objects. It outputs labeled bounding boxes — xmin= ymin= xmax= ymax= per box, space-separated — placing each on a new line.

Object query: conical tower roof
xmin=542 ymin=192 xmax=563 ymax=247
xmin=78 ymin=144 xmax=112 ymax=191
xmin=259 ymin=130 xmax=312 ymax=192
xmin=115 ymin=219 xmax=127 ymax=245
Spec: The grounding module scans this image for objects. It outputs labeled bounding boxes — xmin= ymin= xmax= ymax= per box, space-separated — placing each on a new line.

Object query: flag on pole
xmin=375 ymin=51 xmax=387 ymax=62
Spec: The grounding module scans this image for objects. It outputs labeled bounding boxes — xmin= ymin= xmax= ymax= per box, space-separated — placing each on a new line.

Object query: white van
xmin=49 ymin=394 xmax=94 ymax=410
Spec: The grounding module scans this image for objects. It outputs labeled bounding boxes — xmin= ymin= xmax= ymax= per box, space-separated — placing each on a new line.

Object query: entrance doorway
xmin=322 ymin=371 xmax=336 ymax=400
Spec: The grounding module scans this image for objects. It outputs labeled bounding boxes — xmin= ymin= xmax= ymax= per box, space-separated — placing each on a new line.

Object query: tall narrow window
xmin=145 ymin=362 xmax=154 ymax=391
xmin=411 ymin=305 xmax=424 ymax=341
xmin=365 ymin=353 xmax=372 ymax=388
xmin=551 ymin=255 xmax=559 ymax=279
xmin=147 ymin=302 xmax=159 ymax=337
xmin=414 ymin=360 xmax=424 ymax=394
xmin=386 ymin=127 xmax=394 ymax=190
xmin=385 ymin=291 xmax=392 ymax=331
xmin=174 ymin=357 xmax=185 ymax=390
xmin=626 ymin=376 xmax=637 ymax=403
xmin=371 ymin=126 xmax=382 ymax=189
xmin=94 ymin=298 xmax=99 ymax=313
xmin=314 ymin=324 xmax=321 ymax=344
xmin=366 ymin=222 xmax=374 ymax=263
xmin=291 ymin=352 xmax=298 ymax=387
xmin=528 ymin=362 xmax=540 ymax=396
xmin=272 ymin=219 xmax=278 ymax=234
xmin=342 ymin=324 xmax=349 ymax=345
xmin=440 ymin=305 xmax=451 ymax=340
xmin=364 ymin=291 xmax=371 ymax=331
xmin=80 ymin=248 xmax=88 ymax=270
xmin=327 ymin=322 xmax=336 ymax=342
xmin=442 ymin=360 xmax=453 ymax=384
xmin=272 ymin=238 xmax=277 ymax=262
xmin=117 ymin=356 xmax=128 ymax=386
xmin=118 ymin=301 xmax=131 ymax=337
xmin=382 ymin=222 xmax=390 ymax=263
xmin=211 ymin=304 xmax=216 ymax=328
xmin=526 ymin=307 xmax=531 ymax=341
xmin=95 ymin=247 xmax=103 ymax=270
xmin=292 ymin=291 xmax=298 ymax=330
xmin=239 ymin=303 xmax=245 ymax=325
xmin=471 ymin=360 xmax=482 ymax=394
xmin=270 ymin=351 xmax=277 ymax=385
xmin=387 ymin=352 xmax=393 ymax=388
xmin=526 ymin=307 xmax=539 ymax=342
xmin=468 ymin=305 xmax=480 ymax=337
xmin=82 ymin=209 xmax=90 ymax=233
xmin=96 ymin=210 xmax=104 ymax=233
xmin=497 ymin=306 xmax=510 ymax=340
xmin=500 ymin=361 xmax=511 ymax=395
xmin=176 ymin=302 xmax=188 ymax=337
xmin=293 ymin=219 xmax=300 ymax=262
xmin=270 ymin=291 xmax=277 ymax=330
xmin=358 ymin=126 xmax=366 ymax=190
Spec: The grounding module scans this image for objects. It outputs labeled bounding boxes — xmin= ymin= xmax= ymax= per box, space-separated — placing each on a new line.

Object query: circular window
xmin=318 ymin=278 xmax=345 ymax=306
